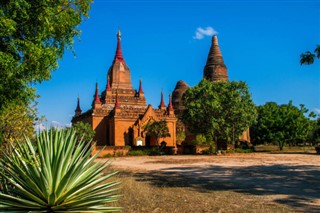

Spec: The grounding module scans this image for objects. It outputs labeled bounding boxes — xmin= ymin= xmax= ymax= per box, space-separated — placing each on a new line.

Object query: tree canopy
xmin=71 ymin=121 xmax=95 ymax=144
xmin=250 ymin=101 xmax=315 ymax=150
xmin=310 ymin=116 xmax=320 ymax=144
xmin=143 ymin=120 xmax=170 ymax=147
xmin=181 ymin=80 xmax=257 ymax=150
xmin=0 ymin=0 xmax=92 ymax=110
xmin=300 ymin=44 xmax=320 ymax=65
xmin=0 ymin=102 xmax=38 ymax=152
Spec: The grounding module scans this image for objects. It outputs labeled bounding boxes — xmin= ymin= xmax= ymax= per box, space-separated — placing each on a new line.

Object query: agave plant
xmin=0 ymin=129 xmax=121 ymax=212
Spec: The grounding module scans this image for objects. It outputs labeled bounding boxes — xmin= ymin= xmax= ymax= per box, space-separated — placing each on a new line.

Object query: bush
xmin=103 ymin=153 xmax=113 ymax=158
xmin=0 ymin=129 xmax=121 ymax=212
xmin=127 ymin=150 xmax=149 ymax=156
xmin=114 ymin=151 xmax=124 ymax=157
xmin=201 ymin=146 xmax=216 ymax=155
xmin=234 ymin=148 xmax=253 ymax=153
xmin=192 ymin=134 xmax=208 ymax=145
xmin=148 ymin=148 xmax=165 ymax=156
xmin=126 ymin=148 xmax=165 ymax=156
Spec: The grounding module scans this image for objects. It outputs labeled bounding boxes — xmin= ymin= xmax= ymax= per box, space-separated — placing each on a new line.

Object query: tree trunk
xmin=278 ymin=141 xmax=284 ymax=151
xmin=214 ymin=136 xmax=219 ymax=153
xmin=232 ymin=124 xmax=235 ymax=150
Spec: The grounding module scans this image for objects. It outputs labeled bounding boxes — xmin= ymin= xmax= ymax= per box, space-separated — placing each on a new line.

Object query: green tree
xmin=143 ymin=120 xmax=170 ymax=147
xmin=300 ymin=45 xmax=320 ymax=65
xmin=309 ymin=116 xmax=320 ymax=145
xmin=0 ymin=102 xmax=38 ymax=152
xmin=0 ymin=128 xmax=120 ymax=212
xmin=0 ymin=0 xmax=92 ymax=110
xmin=181 ymin=80 xmax=257 ymax=151
xmin=176 ymin=130 xmax=186 ymax=145
xmin=192 ymin=134 xmax=208 ymax=145
xmin=71 ymin=121 xmax=95 ymax=144
xmin=250 ymin=101 xmax=315 ymax=150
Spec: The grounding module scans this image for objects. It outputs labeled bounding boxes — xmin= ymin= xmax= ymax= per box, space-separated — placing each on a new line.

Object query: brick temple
xmin=72 ymin=31 xmax=249 ymax=154
xmin=72 ymin=30 xmax=177 ymax=154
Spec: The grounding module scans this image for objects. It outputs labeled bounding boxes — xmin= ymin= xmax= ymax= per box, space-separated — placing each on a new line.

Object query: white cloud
xmin=34 ymin=123 xmax=46 ymax=132
xmin=34 ymin=121 xmax=72 ymax=133
xmin=193 ymin=26 xmax=218 ymax=40
xmin=314 ymin=108 xmax=320 ymax=114
xmin=51 ymin=121 xmax=70 ymax=129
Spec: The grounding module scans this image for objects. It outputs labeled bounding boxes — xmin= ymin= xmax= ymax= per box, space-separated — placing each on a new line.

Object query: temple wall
xmin=92 ymin=116 xmax=107 ymax=146
xmin=113 ymin=119 xmax=136 ymax=146
xmin=165 ymin=120 xmax=176 ymax=147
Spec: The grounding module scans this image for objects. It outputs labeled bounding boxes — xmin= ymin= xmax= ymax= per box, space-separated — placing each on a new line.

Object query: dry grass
xmin=100 ymin=153 xmax=320 ymax=212
xmin=107 ymin=169 xmax=293 ymax=213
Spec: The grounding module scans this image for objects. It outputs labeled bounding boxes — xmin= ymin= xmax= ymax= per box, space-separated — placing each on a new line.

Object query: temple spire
xmin=106 ymin=75 xmax=111 ymax=91
xmin=75 ymin=96 xmax=82 ymax=116
xmin=138 ymin=79 xmax=144 ymax=94
xmin=94 ymin=82 xmax=101 ymax=104
xmin=206 ymin=35 xmax=224 ymax=65
xmin=167 ymin=94 xmax=173 ymax=111
xmin=114 ymin=28 xmax=124 ymax=62
xmin=159 ymin=91 xmax=166 ymax=109
xmin=203 ymin=35 xmax=228 ymax=82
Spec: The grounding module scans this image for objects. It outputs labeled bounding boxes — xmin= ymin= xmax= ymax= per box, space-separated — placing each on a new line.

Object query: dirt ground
xmin=102 ymin=153 xmax=320 ymax=212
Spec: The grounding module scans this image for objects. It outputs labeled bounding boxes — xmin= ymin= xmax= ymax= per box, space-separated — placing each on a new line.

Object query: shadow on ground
xmin=123 ymin=164 xmax=320 ymax=211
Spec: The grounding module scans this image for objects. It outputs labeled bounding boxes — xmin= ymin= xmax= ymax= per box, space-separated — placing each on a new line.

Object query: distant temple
xmin=172 ymin=35 xmax=250 ymax=145
xmin=72 ymin=31 xmax=249 ymax=154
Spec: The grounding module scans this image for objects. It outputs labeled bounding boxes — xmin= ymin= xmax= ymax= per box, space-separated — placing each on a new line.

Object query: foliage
xmin=148 ymin=148 xmax=165 ymax=156
xmin=192 ymin=134 xmax=209 ymax=145
xmin=0 ymin=102 xmax=38 ymax=152
xmin=126 ymin=149 xmax=164 ymax=156
xmin=143 ymin=120 xmax=170 ymax=147
xmin=127 ymin=150 xmax=148 ymax=156
xmin=113 ymin=151 xmax=125 ymax=157
xmin=250 ymin=101 xmax=315 ymax=150
xmin=0 ymin=128 xmax=120 ymax=212
xmin=309 ymin=116 xmax=320 ymax=144
xmin=300 ymin=44 xmax=320 ymax=65
xmin=201 ymin=147 xmax=216 ymax=155
xmin=181 ymin=80 xmax=257 ymax=151
xmin=0 ymin=0 xmax=92 ymax=110
xmin=176 ymin=130 xmax=186 ymax=145
xmin=234 ymin=148 xmax=253 ymax=153
xmin=71 ymin=121 xmax=95 ymax=143
xmin=103 ymin=153 xmax=114 ymax=158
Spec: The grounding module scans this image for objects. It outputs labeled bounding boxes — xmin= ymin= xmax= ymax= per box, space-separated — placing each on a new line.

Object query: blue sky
xmin=35 ymin=0 xmax=320 ymax=128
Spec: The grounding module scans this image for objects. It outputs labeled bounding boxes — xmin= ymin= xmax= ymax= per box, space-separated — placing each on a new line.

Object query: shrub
xmin=192 ymin=134 xmax=208 ymax=145
xmin=176 ymin=131 xmax=186 ymax=145
xmin=201 ymin=146 xmax=216 ymax=155
xmin=127 ymin=150 xmax=149 ymax=156
xmin=148 ymin=148 xmax=165 ymax=156
xmin=103 ymin=153 xmax=113 ymax=158
xmin=0 ymin=129 xmax=121 ymax=212
xmin=234 ymin=148 xmax=253 ymax=153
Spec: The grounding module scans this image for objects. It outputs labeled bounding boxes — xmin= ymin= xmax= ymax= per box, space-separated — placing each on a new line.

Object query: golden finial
xmin=117 ymin=26 xmax=121 ymax=40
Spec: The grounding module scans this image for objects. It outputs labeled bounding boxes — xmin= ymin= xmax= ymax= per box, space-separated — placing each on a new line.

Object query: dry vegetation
xmin=110 ymin=171 xmax=292 ymax=213
xmin=102 ymin=153 xmax=320 ymax=212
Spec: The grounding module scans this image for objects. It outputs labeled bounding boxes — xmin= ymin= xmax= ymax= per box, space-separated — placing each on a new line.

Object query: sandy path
xmin=106 ymin=153 xmax=320 ymax=170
